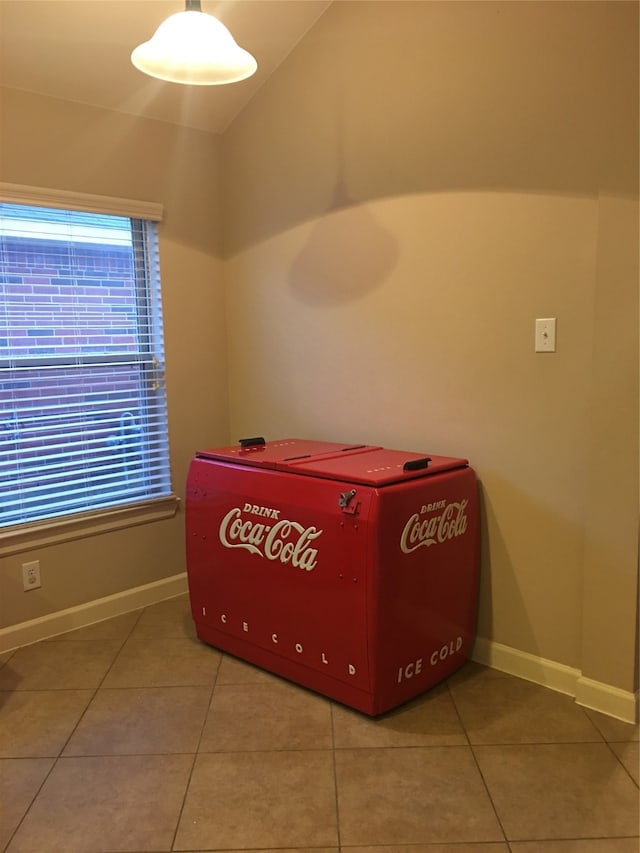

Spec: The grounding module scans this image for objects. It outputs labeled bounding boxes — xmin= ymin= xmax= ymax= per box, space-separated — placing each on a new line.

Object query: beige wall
xmin=582 ymin=193 xmax=639 ymax=689
xmin=0 ymin=1 xmax=638 ymax=702
xmin=0 ymin=88 xmax=228 ymax=628
xmin=222 ymin=1 xmax=639 ymax=692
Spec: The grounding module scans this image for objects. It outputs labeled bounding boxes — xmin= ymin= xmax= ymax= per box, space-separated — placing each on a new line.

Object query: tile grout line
xmin=57 ymin=606 xmax=147 ymax=754
xmin=445 ymin=677 xmax=510 ymax=847
xmin=602 ymin=738 xmax=640 ymax=790
xmin=169 ymin=648 xmax=222 ymax=852
xmin=1 ymin=607 xmax=149 ymax=853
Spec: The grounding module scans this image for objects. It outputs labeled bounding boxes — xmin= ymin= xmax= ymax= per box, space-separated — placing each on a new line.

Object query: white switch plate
xmin=535 ymin=318 xmax=556 ymax=352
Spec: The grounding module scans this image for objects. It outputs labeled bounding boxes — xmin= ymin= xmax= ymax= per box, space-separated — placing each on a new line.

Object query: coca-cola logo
xmin=219 ymin=505 xmax=323 ymax=572
xmin=400 ymin=499 xmax=469 ymax=554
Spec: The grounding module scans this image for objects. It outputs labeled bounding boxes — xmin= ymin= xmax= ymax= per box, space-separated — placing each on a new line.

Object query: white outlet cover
xmin=22 ymin=560 xmax=41 ymax=590
xmin=535 ymin=318 xmax=556 ymax=352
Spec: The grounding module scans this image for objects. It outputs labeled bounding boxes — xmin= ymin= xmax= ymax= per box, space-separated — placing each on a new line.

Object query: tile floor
xmin=0 ymin=593 xmax=638 ymax=853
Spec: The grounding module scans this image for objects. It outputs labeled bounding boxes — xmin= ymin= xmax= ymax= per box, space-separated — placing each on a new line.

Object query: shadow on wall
xmin=223 ymin=2 xmax=637 ymax=258
xmin=288 ymin=179 xmax=399 ymax=306
xmin=476 ymin=479 xmax=535 ymax=663
xmin=475 ymin=472 xmax=583 ymax=674
xmin=477 ymin=481 xmax=495 ymax=647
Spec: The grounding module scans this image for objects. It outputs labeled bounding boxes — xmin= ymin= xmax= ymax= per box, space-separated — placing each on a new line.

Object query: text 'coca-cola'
xmin=400 ymin=499 xmax=469 ymax=554
xmin=218 ymin=505 xmax=323 ymax=572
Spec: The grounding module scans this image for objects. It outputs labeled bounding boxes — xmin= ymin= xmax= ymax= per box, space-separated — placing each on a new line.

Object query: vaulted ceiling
xmin=0 ymin=1 xmax=332 ymax=134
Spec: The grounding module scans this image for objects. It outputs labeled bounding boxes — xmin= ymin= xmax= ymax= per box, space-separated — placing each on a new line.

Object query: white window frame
xmin=0 ymin=183 xmax=178 ymax=557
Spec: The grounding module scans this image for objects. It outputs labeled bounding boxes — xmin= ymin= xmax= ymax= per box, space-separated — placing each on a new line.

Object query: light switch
xmin=535 ymin=318 xmax=556 ymax=352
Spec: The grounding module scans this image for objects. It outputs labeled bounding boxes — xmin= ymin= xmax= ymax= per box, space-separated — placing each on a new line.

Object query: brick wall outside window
xmin=1 ymin=235 xmax=139 ymax=359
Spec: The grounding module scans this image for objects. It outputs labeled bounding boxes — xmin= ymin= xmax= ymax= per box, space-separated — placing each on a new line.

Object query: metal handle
xmin=239 ymin=436 xmax=266 ymax=448
xmin=403 ymin=457 xmax=431 ymax=471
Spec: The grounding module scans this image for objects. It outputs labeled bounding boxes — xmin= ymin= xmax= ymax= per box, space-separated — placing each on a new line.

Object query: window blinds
xmin=0 ymin=202 xmax=172 ymax=526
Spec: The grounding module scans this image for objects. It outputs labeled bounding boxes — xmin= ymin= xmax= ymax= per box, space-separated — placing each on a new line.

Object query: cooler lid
xmin=290 ymin=447 xmax=468 ymax=486
xmin=195 ymin=437 xmax=381 ymax=470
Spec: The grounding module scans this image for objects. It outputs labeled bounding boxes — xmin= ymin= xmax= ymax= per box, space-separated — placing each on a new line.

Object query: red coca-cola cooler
xmin=185 ymin=437 xmax=480 ymax=715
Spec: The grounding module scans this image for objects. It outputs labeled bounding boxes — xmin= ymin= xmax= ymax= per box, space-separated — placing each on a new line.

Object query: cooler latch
xmin=403 ymin=456 xmax=431 ymax=471
xmin=239 ymin=436 xmax=266 ymax=448
xmin=339 ymin=488 xmax=360 ymax=515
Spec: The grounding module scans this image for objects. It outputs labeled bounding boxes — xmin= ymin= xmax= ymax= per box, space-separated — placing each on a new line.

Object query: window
xmin=0 ymin=193 xmax=173 ymax=530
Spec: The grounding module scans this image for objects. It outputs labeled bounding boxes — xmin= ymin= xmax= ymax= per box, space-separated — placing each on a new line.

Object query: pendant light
xmin=131 ymin=0 xmax=257 ymax=86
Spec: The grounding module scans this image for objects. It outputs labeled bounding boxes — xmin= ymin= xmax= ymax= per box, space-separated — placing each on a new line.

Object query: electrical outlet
xmin=22 ymin=560 xmax=41 ymax=591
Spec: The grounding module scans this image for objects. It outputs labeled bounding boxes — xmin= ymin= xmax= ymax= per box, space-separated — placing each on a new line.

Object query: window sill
xmin=0 ymin=496 xmax=180 ymax=557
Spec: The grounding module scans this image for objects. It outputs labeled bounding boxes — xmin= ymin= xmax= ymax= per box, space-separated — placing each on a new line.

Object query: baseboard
xmin=575 ymin=676 xmax=640 ymax=725
xmin=472 ymin=636 xmax=638 ymax=724
xmin=0 ymin=572 xmax=189 ymax=654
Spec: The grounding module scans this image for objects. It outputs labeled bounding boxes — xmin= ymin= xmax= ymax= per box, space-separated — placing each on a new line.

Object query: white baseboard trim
xmin=0 ymin=572 xmax=189 ymax=654
xmin=472 ymin=636 xmax=580 ymax=696
xmin=472 ymin=636 xmax=638 ymax=724
xmin=575 ymin=676 xmax=640 ymax=725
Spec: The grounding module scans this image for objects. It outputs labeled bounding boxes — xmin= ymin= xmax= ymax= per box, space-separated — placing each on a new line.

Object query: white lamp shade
xmin=131 ymin=10 xmax=257 ymax=85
